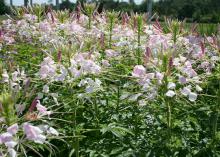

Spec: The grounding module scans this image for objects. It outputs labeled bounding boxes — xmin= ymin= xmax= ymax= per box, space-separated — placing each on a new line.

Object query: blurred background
xmin=0 ymin=0 xmax=220 ymax=23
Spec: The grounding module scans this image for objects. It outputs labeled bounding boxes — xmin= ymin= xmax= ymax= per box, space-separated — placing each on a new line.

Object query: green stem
xmin=88 ymin=15 xmax=92 ymax=29
xmin=109 ymin=18 xmax=113 ymax=48
xmin=68 ymin=49 xmax=71 ymax=67
xmin=94 ymin=94 xmax=99 ymax=131
xmin=75 ymin=137 xmax=79 ymax=157
xmin=137 ymin=25 xmax=141 ymax=64
xmin=117 ymin=82 xmax=120 ymax=113
xmin=74 ymin=100 xmax=79 ymax=157
xmin=137 ymin=16 xmax=142 ymax=65
xmin=166 ymin=100 xmax=171 ymax=136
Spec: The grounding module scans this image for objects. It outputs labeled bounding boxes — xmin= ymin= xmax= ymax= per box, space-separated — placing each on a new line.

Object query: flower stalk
xmin=107 ymin=12 xmax=116 ymax=48
xmin=83 ymin=3 xmax=96 ymax=29
xmin=137 ymin=15 xmax=143 ymax=64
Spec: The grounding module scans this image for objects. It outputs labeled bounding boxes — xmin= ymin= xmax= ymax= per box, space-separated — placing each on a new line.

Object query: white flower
xmin=128 ymin=93 xmax=142 ymax=101
xmin=165 ymin=90 xmax=176 ymax=97
xmin=5 ymin=141 xmax=17 ymax=148
xmin=2 ymin=69 xmax=9 ymax=83
xmin=80 ymin=78 xmax=102 ymax=93
xmin=47 ymin=127 xmax=59 ymax=136
xmin=196 ymin=85 xmax=202 ymax=92
xmin=11 ymin=71 xmax=19 ymax=82
xmin=188 ymin=92 xmax=197 ymax=102
xmin=138 ymin=100 xmax=147 ymax=106
xmin=120 ymin=93 xmax=130 ymax=100
xmin=42 ymin=85 xmax=49 ymax=93
xmin=145 ymin=73 xmax=155 ymax=79
xmin=167 ymin=82 xmax=176 ymax=89
xmin=55 ymin=65 xmax=68 ymax=82
xmin=8 ymin=148 xmax=16 ymax=157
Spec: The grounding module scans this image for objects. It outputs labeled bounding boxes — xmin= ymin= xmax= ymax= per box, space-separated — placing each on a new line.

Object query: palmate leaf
xmin=100 ymin=123 xmax=134 ymax=139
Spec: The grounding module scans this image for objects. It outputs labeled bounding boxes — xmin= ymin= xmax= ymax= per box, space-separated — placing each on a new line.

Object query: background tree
xmin=24 ymin=0 xmax=28 ymax=7
xmin=0 ymin=0 xmax=9 ymax=15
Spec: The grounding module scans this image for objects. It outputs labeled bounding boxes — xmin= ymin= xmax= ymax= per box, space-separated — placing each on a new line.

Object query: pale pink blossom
xmin=7 ymin=124 xmax=19 ymax=135
xmin=132 ymin=65 xmax=146 ymax=78
xmin=36 ymin=100 xmax=52 ymax=116
xmin=23 ymin=123 xmax=46 ymax=144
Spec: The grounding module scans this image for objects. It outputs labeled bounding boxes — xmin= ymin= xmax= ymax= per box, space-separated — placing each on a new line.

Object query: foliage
xmin=0 ymin=3 xmax=220 ymax=157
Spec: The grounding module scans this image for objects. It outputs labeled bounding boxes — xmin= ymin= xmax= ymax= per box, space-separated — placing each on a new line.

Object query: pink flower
xmin=145 ymin=73 xmax=155 ymax=79
xmin=0 ymin=132 xmax=13 ymax=143
xmin=102 ymin=60 xmax=110 ymax=67
xmin=36 ymin=100 xmax=52 ymax=116
xmin=105 ymin=49 xmax=119 ymax=58
xmin=156 ymin=72 xmax=164 ymax=80
xmin=7 ymin=124 xmax=19 ymax=135
xmin=180 ymin=87 xmax=191 ymax=96
xmin=69 ymin=22 xmax=85 ymax=34
xmin=179 ymin=76 xmax=187 ymax=84
xmin=39 ymin=22 xmax=51 ymax=32
xmin=23 ymin=123 xmax=46 ymax=144
xmin=5 ymin=141 xmax=17 ymax=148
xmin=148 ymin=34 xmax=171 ymax=51
xmin=132 ymin=65 xmax=146 ymax=78
xmin=81 ymin=60 xmax=101 ymax=74
xmin=39 ymin=57 xmax=56 ymax=79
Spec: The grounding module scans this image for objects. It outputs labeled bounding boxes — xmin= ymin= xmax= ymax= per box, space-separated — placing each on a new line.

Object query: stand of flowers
xmin=0 ymin=3 xmax=220 ymax=156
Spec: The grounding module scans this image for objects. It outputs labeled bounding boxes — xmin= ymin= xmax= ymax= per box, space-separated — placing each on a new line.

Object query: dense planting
xmin=0 ymin=4 xmax=220 ymax=157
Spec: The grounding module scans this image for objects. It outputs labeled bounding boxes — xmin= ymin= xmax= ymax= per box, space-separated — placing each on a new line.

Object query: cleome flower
xmin=23 ymin=122 xmax=46 ymax=144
